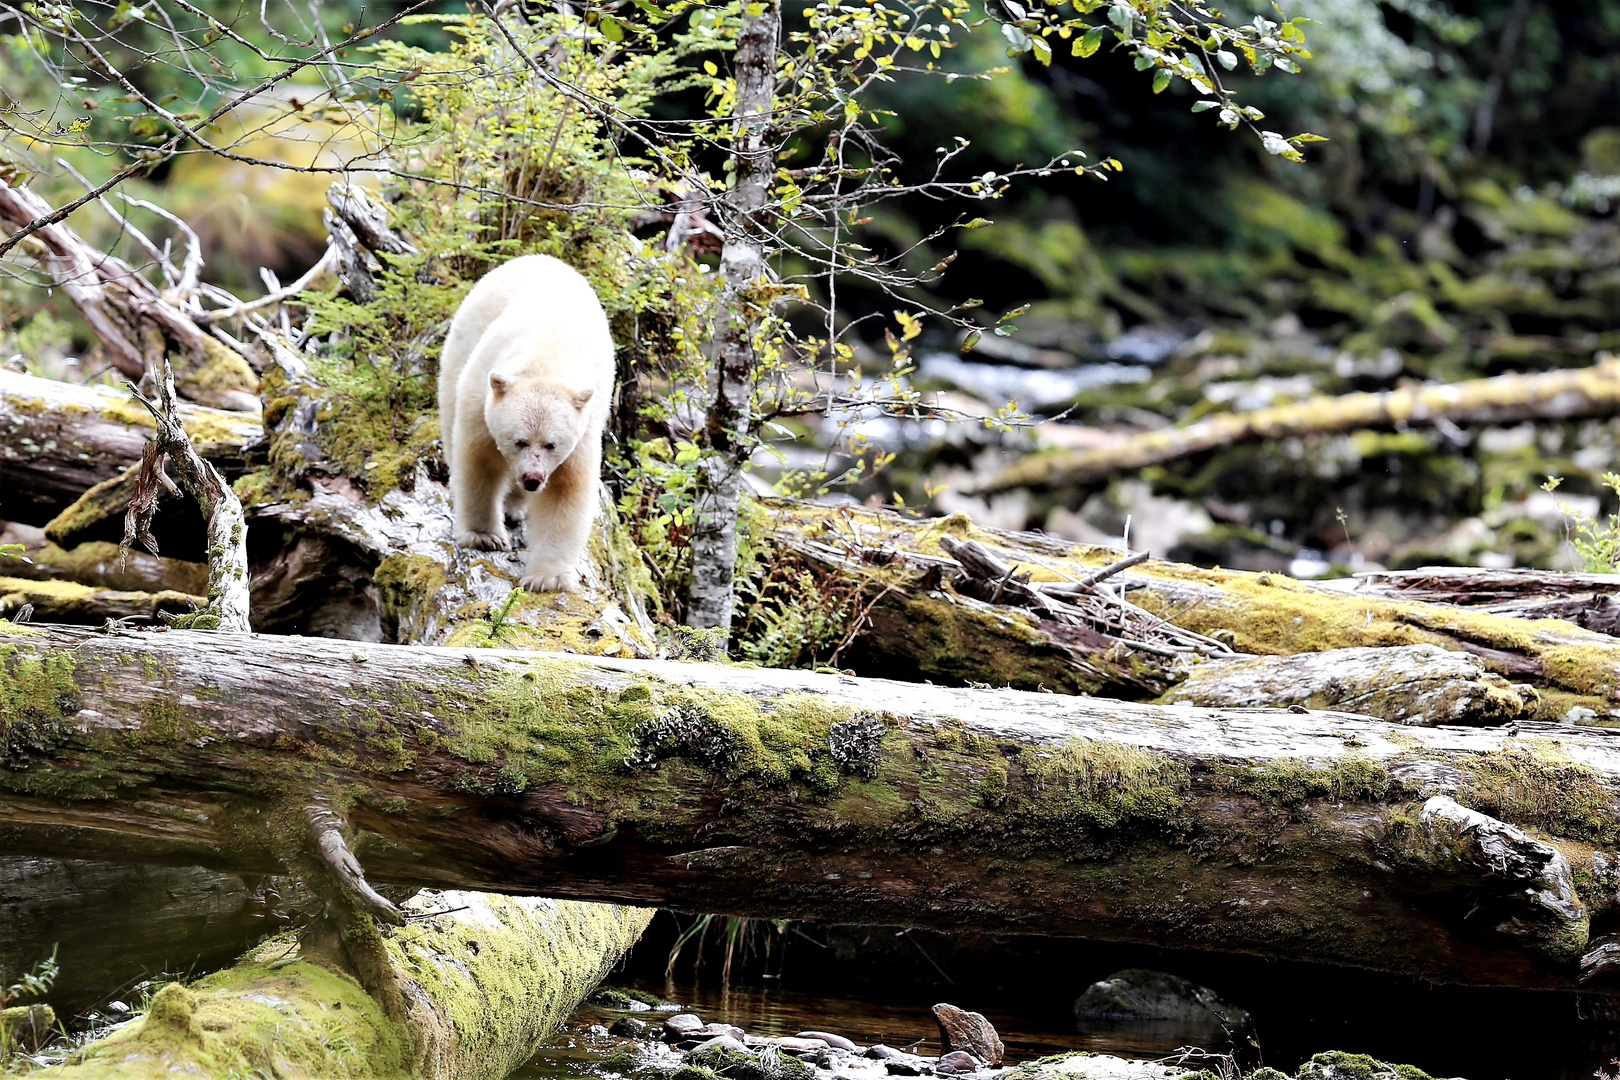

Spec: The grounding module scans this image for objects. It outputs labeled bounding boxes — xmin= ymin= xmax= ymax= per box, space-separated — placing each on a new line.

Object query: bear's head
xmin=484 ymin=372 xmax=595 ymax=492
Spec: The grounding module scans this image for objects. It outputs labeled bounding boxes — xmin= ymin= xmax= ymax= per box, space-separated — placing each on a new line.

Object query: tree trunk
xmin=5 ymin=621 xmax=1620 ymax=993
xmin=687 ymin=0 xmax=781 ymax=632
xmin=975 ymin=357 xmax=1620 ymax=493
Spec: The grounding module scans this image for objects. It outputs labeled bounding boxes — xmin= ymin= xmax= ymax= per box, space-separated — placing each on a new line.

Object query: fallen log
xmin=767 ymin=503 xmax=1620 ymax=723
xmin=0 ymin=370 xmax=260 ymax=525
xmin=4 ymin=621 xmax=1620 ymax=992
xmin=35 ymin=891 xmax=651 ymax=1080
xmin=975 ymin=357 xmax=1620 ymax=493
xmin=0 ymin=524 xmax=208 ymax=596
xmin=0 ymin=577 xmax=202 ymax=626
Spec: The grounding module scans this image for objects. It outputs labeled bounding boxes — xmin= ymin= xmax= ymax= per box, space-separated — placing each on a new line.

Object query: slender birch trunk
xmin=686 ymin=1 xmax=780 ymax=632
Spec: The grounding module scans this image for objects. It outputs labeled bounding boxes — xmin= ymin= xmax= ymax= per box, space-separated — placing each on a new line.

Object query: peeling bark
xmin=5 ymin=622 xmax=1620 ymax=991
xmin=976 ymin=358 xmax=1620 ymax=493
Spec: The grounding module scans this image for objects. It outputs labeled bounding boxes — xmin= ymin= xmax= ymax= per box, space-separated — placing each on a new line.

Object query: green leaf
xmin=129 ymin=115 xmax=162 ymax=137
xmin=1001 ymin=0 xmax=1026 ymax=18
xmin=962 ymin=217 xmax=993 ymax=229
xmin=1151 ymin=68 xmax=1170 ymax=93
xmin=703 ymin=60 xmax=718 ymax=75
xmin=599 ymin=15 xmax=624 ymax=40
xmin=961 ymin=329 xmax=982 ymax=353
xmin=1215 ymin=49 xmax=1237 ymax=69
xmin=1190 ymin=99 xmax=1218 ymax=112
xmin=1030 ymin=36 xmax=1052 ymax=64
xmin=1074 ymin=26 xmax=1105 ymax=57
xmin=1107 ymin=4 xmax=1132 ymax=29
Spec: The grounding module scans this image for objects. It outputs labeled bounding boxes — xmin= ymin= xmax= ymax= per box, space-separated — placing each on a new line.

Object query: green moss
xmin=1297 ymin=1051 xmax=1435 ymax=1080
xmin=1015 ymin=737 xmax=1190 ymax=832
xmin=374 ymin=553 xmax=450 ymax=633
xmin=685 ymin=1044 xmax=814 ymax=1080
xmin=1244 ymin=755 xmax=1390 ymax=806
xmin=42 ymin=961 xmax=411 ymax=1079
xmin=0 ymin=644 xmax=79 ymax=764
xmin=1458 ymin=737 xmax=1618 ymax=844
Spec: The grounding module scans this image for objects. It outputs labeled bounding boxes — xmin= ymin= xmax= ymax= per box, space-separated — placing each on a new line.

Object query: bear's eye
xmin=514 ymin=439 xmax=530 ymax=450
xmin=543 ymin=442 xmax=556 ymax=451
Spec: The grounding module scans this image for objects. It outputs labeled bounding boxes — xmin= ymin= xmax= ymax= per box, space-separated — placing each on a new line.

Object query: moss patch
xmin=1457 ymin=737 xmax=1619 ymax=845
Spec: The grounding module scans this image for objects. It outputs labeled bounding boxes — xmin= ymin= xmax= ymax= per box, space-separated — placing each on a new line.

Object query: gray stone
xmin=798 ymin=1031 xmax=859 ymax=1052
xmin=937 ymin=1052 xmax=980 ymax=1074
xmin=666 ymin=1013 xmax=706 ymax=1038
xmin=687 ymin=1035 xmax=753 ymax=1059
xmin=865 ymin=1045 xmax=904 ymax=1060
xmin=1073 ymin=969 xmax=1248 ymax=1028
xmin=610 ymin=1017 xmax=650 ymax=1038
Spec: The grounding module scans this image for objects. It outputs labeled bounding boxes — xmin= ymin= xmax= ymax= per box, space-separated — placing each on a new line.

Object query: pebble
xmin=665 ymin=1014 xmax=706 ymax=1038
xmin=798 ymin=1031 xmax=859 ymax=1052
xmin=936 ymin=1052 xmax=980 ymax=1074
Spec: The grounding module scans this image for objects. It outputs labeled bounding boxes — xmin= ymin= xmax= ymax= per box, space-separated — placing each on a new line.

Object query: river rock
xmin=1073 ymin=969 xmax=1248 ymax=1028
xmin=936 ymin=1051 xmax=981 ymax=1074
xmin=774 ymin=1037 xmax=835 ymax=1054
xmin=610 ymin=1017 xmax=650 ymax=1038
xmin=932 ymin=1003 xmax=1004 ymax=1065
xmin=1000 ymin=1053 xmax=1182 ymax=1080
xmin=666 ymin=1013 xmax=706 ymax=1038
xmin=798 ymin=1030 xmax=859 ymax=1051
xmin=690 ymin=1023 xmax=747 ymax=1041
xmin=884 ymin=1059 xmax=931 ymax=1077
xmin=866 ymin=1045 xmax=905 ymax=1060
xmin=688 ymin=1035 xmax=753 ymax=1058
xmin=1297 ymin=1051 xmax=1456 ymax=1080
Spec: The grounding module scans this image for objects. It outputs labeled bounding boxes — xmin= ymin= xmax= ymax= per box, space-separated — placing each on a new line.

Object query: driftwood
xmin=0 ymin=180 xmax=260 ymax=410
xmin=0 ymin=576 xmax=202 ymax=626
xmin=977 ymin=357 xmax=1620 ymax=493
xmin=1341 ymin=567 xmax=1620 ymax=634
xmin=3 ymin=621 xmax=1619 ymax=993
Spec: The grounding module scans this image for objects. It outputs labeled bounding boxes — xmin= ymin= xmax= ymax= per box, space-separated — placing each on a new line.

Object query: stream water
xmin=508 ymin=920 xmax=1620 ymax=1080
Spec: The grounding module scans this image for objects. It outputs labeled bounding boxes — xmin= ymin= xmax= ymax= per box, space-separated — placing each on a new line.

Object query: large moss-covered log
xmin=976 ymin=357 xmax=1620 ymax=493
xmin=5 ymin=621 xmax=1620 ymax=992
xmin=0 ymin=370 xmax=260 ymax=525
xmin=35 ymin=891 xmax=650 ymax=1080
xmin=767 ymin=502 xmax=1620 ymax=723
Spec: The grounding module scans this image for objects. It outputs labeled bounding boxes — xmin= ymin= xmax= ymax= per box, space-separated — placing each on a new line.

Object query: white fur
xmin=437 ymin=254 xmax=616 ymax=592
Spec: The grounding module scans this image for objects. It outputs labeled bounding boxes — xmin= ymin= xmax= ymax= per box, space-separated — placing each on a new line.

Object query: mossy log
xmin=6 ymin=622 xmax=1620 ymax=992
xmin=0 ymin=576 xmax=203 ymax=626
xmin=976 ymin=357 xmax=1620 ymax=493
xmin=0 ymin=370 xmax=260 ymax=525
xmin=33 ymin=891 xmax=650 ymax=1080
xmin=766 ymin=502 xmax=1620 ymax=724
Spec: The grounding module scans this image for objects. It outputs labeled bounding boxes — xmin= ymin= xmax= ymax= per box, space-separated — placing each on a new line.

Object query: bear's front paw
xmin=520 ymin=569 xmax=581 ymax=593
xmin=456 ymin=528 xmax=511 ymax=551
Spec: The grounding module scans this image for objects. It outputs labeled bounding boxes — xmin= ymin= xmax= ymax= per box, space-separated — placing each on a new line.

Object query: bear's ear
xmin=573 ymin=387 xmax=595 ymax=409
xmin=489 ymin=372 xmax=513 ymax=396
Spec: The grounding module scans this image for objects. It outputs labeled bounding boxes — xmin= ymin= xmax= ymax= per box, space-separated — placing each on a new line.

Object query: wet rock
xmin=591 ymin=986 xmax=661 ymax=1010
xmin=688 ymin=1035 xmax=753 ymax=1058
xmin=932 ymin=1003 xmax=1004 ymax=1066
xmin=0 ymin=1003 xmax=54 ymax=1054
xmin=666 ymin=1013 xmax=706 ymax=1038
xmin=610 ymin=1017 xmax=651 ymax=1038
xmin=687 ymin=1037 xmax=817 ymax=1080
xmin=1073 ymin=969 xmax=1248 ymax=1029
xmin=936 ymin=1051 xmax=981 ymax=1074
xmin=1000 ymin=1053 xmax=1181 ymax=1080
xmin=774 ymin=1037 xmax=835 ymax=1053
xmin=798 ymin=1030 xmax=859 ymax=1052
xmin=884 ymin=1059 xmax=931 ymax=1077
xmin=690 ymin=1023 xmax=747 ymax=1041
xmin=1297 ymin=1051 xmax=1447 ymax=1080
xmin=866 ymin=1045 xmax=905 ymax=1060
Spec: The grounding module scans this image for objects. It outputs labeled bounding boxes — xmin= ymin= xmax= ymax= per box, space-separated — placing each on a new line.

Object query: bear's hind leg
xmin=518 ymin=452 xmax=597 ymax=592
xmin=452 ymin=435 xmax=513 ymax=551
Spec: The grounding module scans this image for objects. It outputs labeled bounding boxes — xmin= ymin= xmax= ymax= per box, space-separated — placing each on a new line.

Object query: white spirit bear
xmin=437 ymin=254 xmax=616 ymax=592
